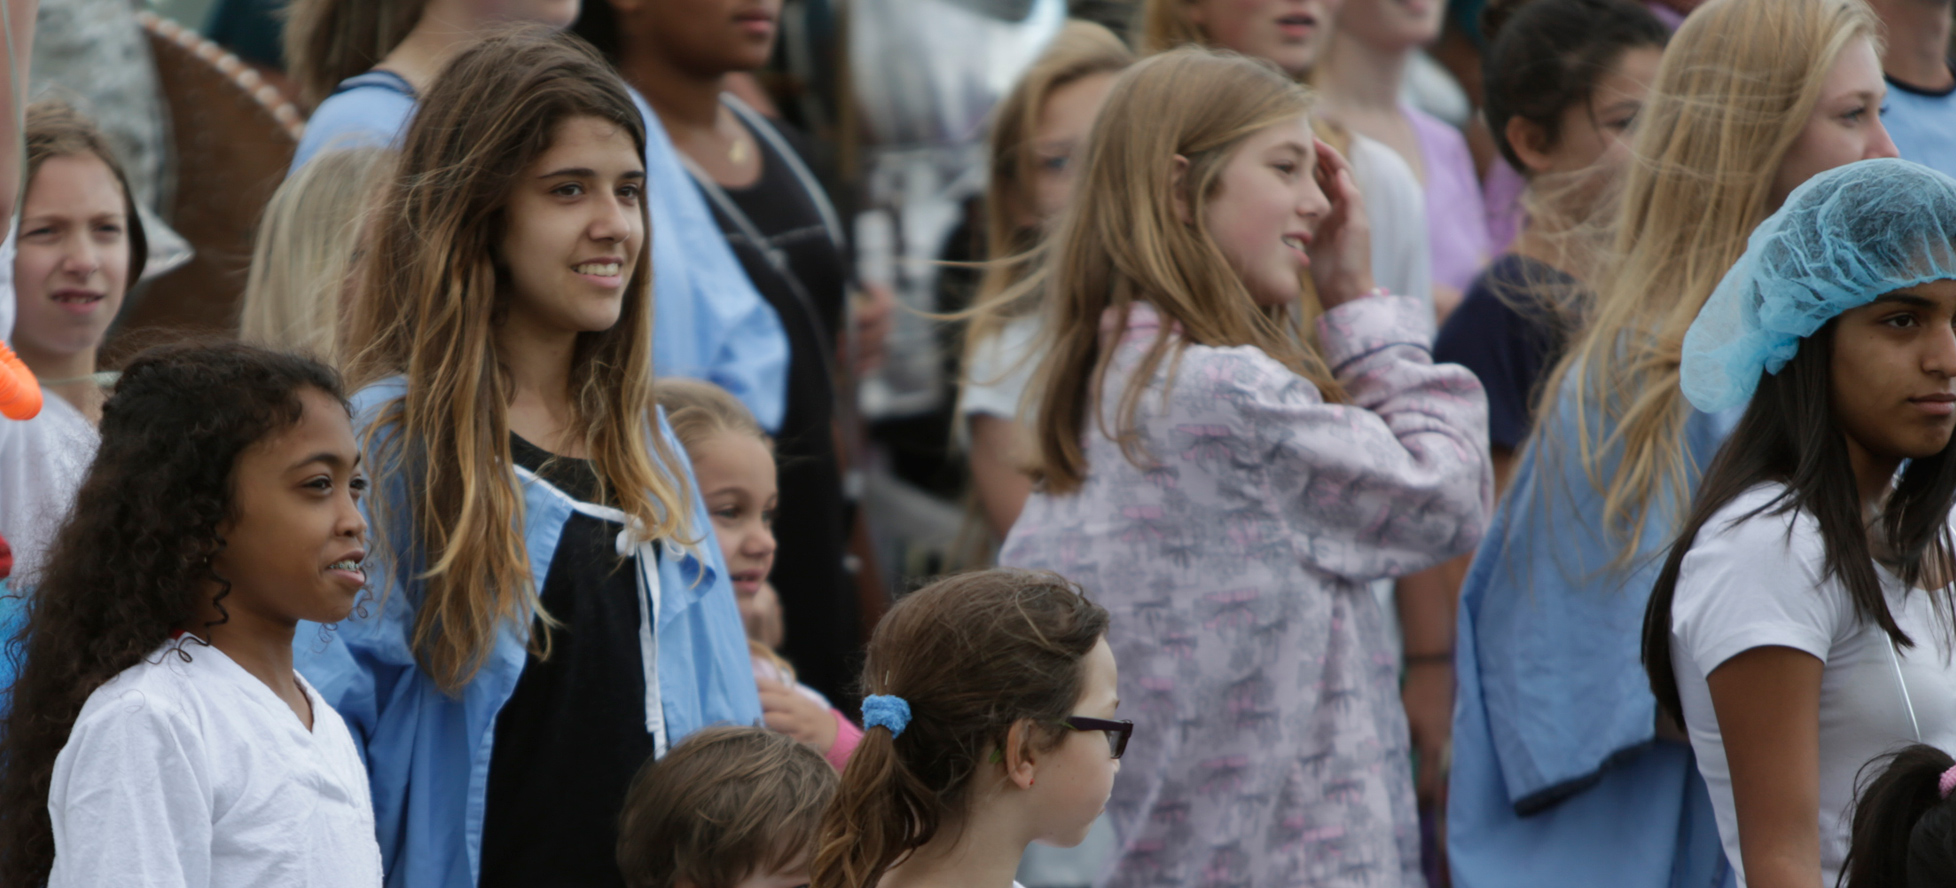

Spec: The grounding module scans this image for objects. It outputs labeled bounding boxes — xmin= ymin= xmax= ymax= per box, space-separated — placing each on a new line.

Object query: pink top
xmin=1406 ymin=105 xmax=1493 ymax=294
xmin=752 ymin=654 xmax=864 ymax=770
xmin=1002 ymin=296 xmax=1491 ymax=885
xmin=1483 ymin=156 xmax=1528 ymax=256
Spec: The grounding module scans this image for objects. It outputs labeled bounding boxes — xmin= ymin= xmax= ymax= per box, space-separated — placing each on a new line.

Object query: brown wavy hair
xmin=809 ymin=569 xmax=1108 ymax=888
xmin=341 ymin=25 xmax=692 ymax=694
xmin=283 ymin=0 xmax=430 ymax=108
xmin=617 ymin=726 xmax=837 ymax=888
xmin=0 ymin=342 xmax=347 ymax=885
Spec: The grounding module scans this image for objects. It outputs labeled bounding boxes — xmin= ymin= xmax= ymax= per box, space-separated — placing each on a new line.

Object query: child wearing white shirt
xmin=0 ymin=342 xmax=382 ymax=887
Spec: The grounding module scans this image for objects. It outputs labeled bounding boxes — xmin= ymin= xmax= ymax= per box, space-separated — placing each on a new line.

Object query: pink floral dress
xmin=1002 ymin=295 xmax=1491 ymax=888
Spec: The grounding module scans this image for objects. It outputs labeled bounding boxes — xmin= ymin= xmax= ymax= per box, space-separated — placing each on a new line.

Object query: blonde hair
xmin=239 ymin=147 xmax=393 ymax=362
xmin=283 ymin=0 xmax=430 ymax=108
xmin=656 ymin=377 xmax=771 ymax=457
xmin=1009 ymin=48 xmax=1344 ymax=495
xmin=966 ymin=20 xmax=1134 ymax=348
xmin=1136 ymin=0 xmax=1207 ymax=58
xmin=1542 ymin=0 xmax=1879 ymax=556
xmin=343 ymin=26 xmax=692 ymax=693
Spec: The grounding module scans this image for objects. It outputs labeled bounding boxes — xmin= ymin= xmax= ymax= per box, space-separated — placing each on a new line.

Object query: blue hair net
xmin=1681 ymin=158 xmax=1956 ymax=413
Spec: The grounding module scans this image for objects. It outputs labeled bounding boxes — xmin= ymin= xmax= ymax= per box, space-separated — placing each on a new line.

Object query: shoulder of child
xmin=64 ymin=648 xmax=209 ymax=765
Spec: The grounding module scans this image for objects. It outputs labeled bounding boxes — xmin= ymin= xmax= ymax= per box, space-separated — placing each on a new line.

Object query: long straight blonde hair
xmin=239 ymin=146 xmax=394 ymax=363
xmin=342 ymin=26 xmax=691 ymax=694
xmin=1014 ymin=48 xmax=1344 ymax=495
xmin=1541 ymin=0 xmax=1879 ymax=556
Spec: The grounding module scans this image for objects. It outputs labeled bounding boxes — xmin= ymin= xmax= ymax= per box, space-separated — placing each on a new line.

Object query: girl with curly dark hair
xmin=0 ymin=341 xmax=383 ymax=887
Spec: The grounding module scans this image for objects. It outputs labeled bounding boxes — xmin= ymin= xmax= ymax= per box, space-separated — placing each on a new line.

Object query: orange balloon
xmin=0 ymin=341 xmax=42 ymax=421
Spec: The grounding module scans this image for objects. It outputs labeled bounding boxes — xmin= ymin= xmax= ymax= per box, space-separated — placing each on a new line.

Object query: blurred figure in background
xmin=238 ymin=146 xmax=393 ymax=362
xmin=960 ymin=20 xmax=1133 ymax=544
xmin=0 ymin=102 xmax=146 ymax=585
xmin=1868 ymin=0 xmax=1956 ymax=177
xmin=1320 ymin=0 xmax=1491 ymax=319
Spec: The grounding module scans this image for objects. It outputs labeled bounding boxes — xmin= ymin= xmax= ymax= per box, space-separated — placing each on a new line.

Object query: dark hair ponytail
xmin=1644 ymin=324 xmax=1956 ymax=727
xmin=1842 ymin=744 xmax=1956 ymax=888
xmin=0 ymin=341 xmax=346 ymax=885
xmin=811 ymin=569 xmax=1109 ymax=888
xmin=1482 ymin=0 xmax=1670 ymax=174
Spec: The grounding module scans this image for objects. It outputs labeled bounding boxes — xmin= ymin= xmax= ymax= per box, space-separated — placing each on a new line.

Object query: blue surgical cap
xmin=1680 ymin=158 xmax=1956 ymax=413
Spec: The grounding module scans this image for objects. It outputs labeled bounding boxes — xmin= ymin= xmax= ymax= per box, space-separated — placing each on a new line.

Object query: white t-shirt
xmin=0 ymin=390 xmax=98 ymax=584
xmin=958 ymin=314 xmax=1041 ymax=436
xmin=1348 ymin=133 xmax=1435 ymax=324
xmin=1670 ymin=484 xmax=1956 ymax=887
xmin=47 ymin=639 xmax=383 ymax=888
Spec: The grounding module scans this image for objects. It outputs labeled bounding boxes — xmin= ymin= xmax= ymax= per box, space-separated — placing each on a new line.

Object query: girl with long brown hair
xmin=284 ymin=0 xmax=790 ymax=434
xmin=996 ymin=48 xmax=1491 ymax=885
xmin=1449 ymin=1 xmax=1896 ymax=885
xmin=810 ymin=569 xmax=1119 ymax=888
xmin=292 ymin=27 xmax=760 ymax=888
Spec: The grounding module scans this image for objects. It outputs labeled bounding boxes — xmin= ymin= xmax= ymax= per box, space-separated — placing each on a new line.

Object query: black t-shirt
xmin=696 ymin=109 xmax=859 ymax=707
xmin=1432 ymin=254 xmax=1581 ymax=450
xmin=478 ymin=434 xmax=653 ymax=888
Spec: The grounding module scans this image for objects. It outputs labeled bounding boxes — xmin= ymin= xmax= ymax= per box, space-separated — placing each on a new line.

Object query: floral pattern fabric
xmin=1002 ymin=296 xmax=1490 ymax=888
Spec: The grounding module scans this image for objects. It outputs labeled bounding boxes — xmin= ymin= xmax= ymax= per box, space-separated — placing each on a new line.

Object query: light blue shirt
xmin=1884 ymin=70 xmax=1956 ymax=180
xmin=294 ymin=379 xmax=762 ymax=888
xmin=1448 ymin=373 xmax=1738 ymax=888
xmin=290 ymin=74 xmax=791 ymax=431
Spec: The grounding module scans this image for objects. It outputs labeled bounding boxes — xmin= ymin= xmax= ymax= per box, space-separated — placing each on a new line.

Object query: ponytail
xmin=1842 ymin=744 xmax=1956 ymax=888
xmin=814 ymin=724 xmax=942 ymax=888
xmin=810 ymin=570 xmax=1109 ymax=888
xmin=283 ymin=0 xmax=429 ymax=108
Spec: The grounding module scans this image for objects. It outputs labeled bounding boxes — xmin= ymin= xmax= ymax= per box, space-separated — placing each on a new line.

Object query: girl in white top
xmin=0 ymin=102 xmax=146 ymax=584
xmin=0 ymin=342 xmax=382 ymax=887
xmin=1644 ymin=159 xmax=1956 ymax=888
xmin=959 ymin=21 xmax=1133 ymax=541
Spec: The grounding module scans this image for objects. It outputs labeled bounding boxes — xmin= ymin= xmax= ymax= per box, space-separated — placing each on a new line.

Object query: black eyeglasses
xmin=1060 ymin=716 xmax=1133 ymax=760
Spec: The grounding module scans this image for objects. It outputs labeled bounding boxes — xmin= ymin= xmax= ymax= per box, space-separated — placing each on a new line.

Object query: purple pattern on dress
xmin=1002 ymin=296 xmax=1491 ymax=888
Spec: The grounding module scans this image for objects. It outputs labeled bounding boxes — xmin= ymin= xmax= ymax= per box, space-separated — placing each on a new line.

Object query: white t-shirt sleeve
xmin=1348 ymin=134 xmax=1434 ymax=313
xmin=47 ymin=688 xmax=213 ymax=888
xmin=1671 ymin=498 xmax=1846 ymax=675
xmin=959 ymin=315 xmax=1042 ymax=422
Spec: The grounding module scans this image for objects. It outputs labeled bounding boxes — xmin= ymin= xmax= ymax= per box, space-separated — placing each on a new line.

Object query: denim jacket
xmin=294 ymin=378 xmax=761 ymax=888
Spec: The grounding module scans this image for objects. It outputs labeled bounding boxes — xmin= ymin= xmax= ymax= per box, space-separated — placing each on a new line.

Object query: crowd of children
xmin=8 ymin=0 xmax=1956 ymax=886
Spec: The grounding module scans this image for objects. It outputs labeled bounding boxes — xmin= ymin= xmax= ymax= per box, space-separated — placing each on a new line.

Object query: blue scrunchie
xmin=861 ymin=694 xmax=911 ymax=738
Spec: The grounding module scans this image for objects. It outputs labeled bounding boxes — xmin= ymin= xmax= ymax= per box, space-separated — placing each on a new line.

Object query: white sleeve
xmin=1349 ymin=135 xmax=1435 ymax=316
xmin=1671 ymin=505 xmax=1847 ymax=676
xmin=959 ymin=317 xmax=1042 ymax=421
xmin=46 ymin=690 xmax=212 ymax=888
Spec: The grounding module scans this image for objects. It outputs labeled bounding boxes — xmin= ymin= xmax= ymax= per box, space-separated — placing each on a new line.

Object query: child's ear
xmin=1505 ymin=116 xmax=1557 ymax=176
xmin=1170 ymin=154 xmax=1193 ymax=226
xmin=1002 ymin=718 xmax=1040 ymax=789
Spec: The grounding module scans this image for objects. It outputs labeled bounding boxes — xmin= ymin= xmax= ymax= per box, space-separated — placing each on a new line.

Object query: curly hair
xmin=0 ymin=341 xmax=346 ymax=885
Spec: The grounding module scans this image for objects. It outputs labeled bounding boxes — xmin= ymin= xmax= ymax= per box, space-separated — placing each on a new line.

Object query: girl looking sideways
xmin=294 ymin=27 xmax=760 ymax=888
xmin=999 ymin=48 xmax=1491 ymax=886
xmin=810 ymin=569 xmax=1121 ymax=888
xmin=1449 ymin=1 xmax=1897 ymax=883
xmin=0 ymin=342 xmax=382 ymax=887
xmin=1645 ymin=158 xmax=1956 ymax=888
